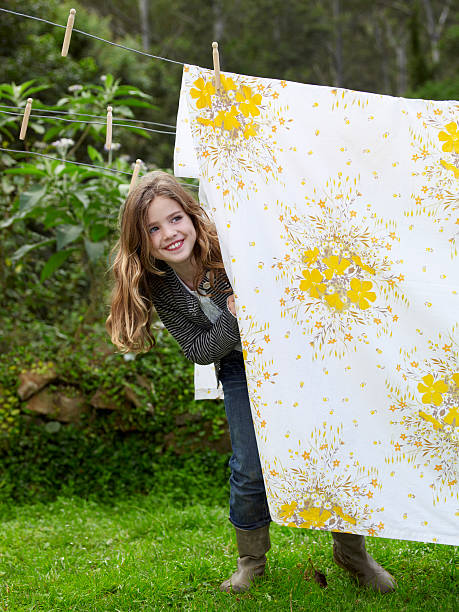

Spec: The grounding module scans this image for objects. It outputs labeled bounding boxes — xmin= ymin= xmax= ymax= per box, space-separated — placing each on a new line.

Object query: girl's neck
xmin=170 ymin=259 xmax=200 ymax=290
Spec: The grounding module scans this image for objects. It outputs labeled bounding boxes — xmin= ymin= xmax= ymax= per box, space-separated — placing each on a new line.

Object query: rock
xmin=25 ymin=388 xmax=86 ymax=423
xmin=26 ymin=389 xmax=56 ymax=416
xmin=55 ymin=392 xmax=86 ymax=423
xmin=90 ymin=388 xmax=116 ymax=410
xmin=18 ymin=369 xmax=57 ymax=400
xmin=123 ymin=384 xmax=144 ymax=408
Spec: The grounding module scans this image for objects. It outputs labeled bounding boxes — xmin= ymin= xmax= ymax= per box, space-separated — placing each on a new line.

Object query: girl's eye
xmin=149 ymin=226 xmax=158 ymax=234
xmin=172 ymin=216 xmax=182 ymax=223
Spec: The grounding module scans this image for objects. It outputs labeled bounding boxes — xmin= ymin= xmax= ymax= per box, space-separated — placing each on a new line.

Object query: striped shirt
xmin=149 ymin=262 xmax=241 ymax=375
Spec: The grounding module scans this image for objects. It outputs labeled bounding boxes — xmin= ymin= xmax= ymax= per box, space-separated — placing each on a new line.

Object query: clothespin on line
xmin=212 ymin=42 xmax=221 ymax=94
xmin=105 ymin=106 xmax=113 ymax=150
xmin=19 ymin=98 xmax=33 ymax=140
xmin=129 ymin=159 xmax=142 ymax=193
xmin=61 ymin=8 xmax=76 ymax=57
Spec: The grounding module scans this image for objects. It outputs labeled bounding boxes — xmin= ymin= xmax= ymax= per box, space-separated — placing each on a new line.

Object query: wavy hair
xmin=106 ymin=171 xmax=227 ymax=353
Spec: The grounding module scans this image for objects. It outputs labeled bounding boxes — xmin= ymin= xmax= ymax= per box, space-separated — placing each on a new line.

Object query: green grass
xmin=0 ymin=493 xmax=457 ymax=611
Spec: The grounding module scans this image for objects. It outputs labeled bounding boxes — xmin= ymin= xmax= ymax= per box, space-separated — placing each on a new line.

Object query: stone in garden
xmin=123 ymin=383 xmax=144 ymax=408
xmin=90 ymin=388 xmax=116 ymax=410
xmin=55 ymin=391 xmax=86 ymax=423
xmin=18 ymin=369 xmax=57 ymax=400
xmin=25 ymin=388 xmax=86 ymax=423
xmin=26 ymin=388 xmax=56 ymax=417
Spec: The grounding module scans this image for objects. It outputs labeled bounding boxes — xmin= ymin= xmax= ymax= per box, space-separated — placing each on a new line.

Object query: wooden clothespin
xmin=61 ymin=9 xmax=76 ymax=57
xmin=19 ymin=98 xmax=33 ymax=140
xmin=129 ymin=159 xmax=142 ymax=193
xmin=105 ymin=106 xmax=113 ymax=150
xmin=212 ymin=41 xmax=221 ymax=95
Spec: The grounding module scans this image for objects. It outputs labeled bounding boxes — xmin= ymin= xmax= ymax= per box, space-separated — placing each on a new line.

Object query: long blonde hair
xmin=106 ymin=171 xmax=227 ymax=353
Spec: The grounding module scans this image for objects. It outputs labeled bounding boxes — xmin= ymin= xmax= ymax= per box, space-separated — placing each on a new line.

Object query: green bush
xmin=0 ymin=322 xmax=230 ymax=504
xmin=0 ymin=426 xmax=230 ymax=506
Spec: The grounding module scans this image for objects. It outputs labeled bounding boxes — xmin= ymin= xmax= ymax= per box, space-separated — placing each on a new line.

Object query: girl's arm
xmin=154 ymin=300 xmax=240 ymax=365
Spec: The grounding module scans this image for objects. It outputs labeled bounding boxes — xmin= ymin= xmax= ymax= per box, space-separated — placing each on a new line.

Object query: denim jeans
xmin=218 ymin=350 xmax=271 ymax=530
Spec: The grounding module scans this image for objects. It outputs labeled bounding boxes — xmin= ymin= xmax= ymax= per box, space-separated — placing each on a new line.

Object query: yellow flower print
xmin=333 ymin=505 xmax=357 ymax=525
xmin=190 ymin=77 xmax=215 ymax=109
xmin=418 ymin=410 xmax=443 ymax=430
xmin=214 ymin=106 xmax=241 ymax=131
xmin=351 ymin=254 xmax=376 ymax=275
xmin=299 ymin=268 xmax=325 ymax=298
xmin=417 ymin=374 xmax=448 ymax=406
xmin=302 ymin=247 xmax=320 ymax=267
xmin=452 ymin=373 xmax=459 ymax=387
xmin=197 ymin=116 xmax=214 ymax=127
xmin=443 ymin=406 xmax=459 ymax=427
xmin=323 ymin=255 xmax=351 ymax=280
xmin=440 ymin=160 xmax=459 ymax=179
xmin=243 ymin=121 xmax=257 ymax=139
xmin=346 ymin=278 xmax=376 ymax=310
xmin=236 ymin=85 xmax=262 ymax=118
xmin=438 ymin=121 xmax=459 ymax=153
xmin=325 ymin=292 xmax=345 ymax=312
xmin=220 ymin=74 xmax=236 ymax=91
xmin=298 ymin=506 xmax=331 ymax=528
xmin=279 ymin=500 xmax=297 ymax=519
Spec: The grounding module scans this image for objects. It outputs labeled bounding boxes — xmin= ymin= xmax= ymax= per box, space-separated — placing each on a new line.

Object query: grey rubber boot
xmin=220 ymin=524 xmax=271 ymax=593
xmin=332 ymin=532 xmax=396 ymax=593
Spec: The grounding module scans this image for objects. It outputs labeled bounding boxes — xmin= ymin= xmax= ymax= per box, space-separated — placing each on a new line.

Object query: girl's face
xmin=147 ymin=196 xmax=197 ymax=267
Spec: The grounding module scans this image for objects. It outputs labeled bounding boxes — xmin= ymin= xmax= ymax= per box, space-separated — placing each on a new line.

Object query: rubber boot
xmin=332 ymin=532 xmax=396 ymax=593
xmin=220 ymin=524 xmax=271 ymax=593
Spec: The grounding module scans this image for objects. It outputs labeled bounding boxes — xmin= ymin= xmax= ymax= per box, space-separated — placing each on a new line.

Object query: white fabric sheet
xmin=174 ymin=64 xmax=459 ymax=545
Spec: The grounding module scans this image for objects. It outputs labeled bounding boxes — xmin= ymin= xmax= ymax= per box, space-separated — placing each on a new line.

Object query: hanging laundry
xmin=174 ymin=64 xmax=459 ymax=545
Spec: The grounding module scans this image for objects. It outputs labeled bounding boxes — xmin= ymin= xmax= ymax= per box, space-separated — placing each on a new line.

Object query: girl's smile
xmin=147 ymin=195 xmax=197 ymax=278
xmin=164 ymin=239 xmax=184 ymax=251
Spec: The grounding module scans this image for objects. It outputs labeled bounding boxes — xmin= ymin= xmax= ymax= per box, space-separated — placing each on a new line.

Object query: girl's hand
xmin=227 ymin=294 xmax=236 ymax=316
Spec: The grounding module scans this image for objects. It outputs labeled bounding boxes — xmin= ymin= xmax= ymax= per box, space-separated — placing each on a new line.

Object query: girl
xmin=106 ymin=170 xmax=396 ymax=594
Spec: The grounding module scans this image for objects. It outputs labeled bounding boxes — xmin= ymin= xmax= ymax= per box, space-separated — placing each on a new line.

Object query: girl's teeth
xmin=167 ymin=241 xmax=182 ymax=250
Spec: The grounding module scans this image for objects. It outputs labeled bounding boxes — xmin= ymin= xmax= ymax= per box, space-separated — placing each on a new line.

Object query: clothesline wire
xmin=0 ymin=110 xmax=176 ymax=135
xmin=0 ymin=146 xmax=130 ymax=174
xmin=0 ymin=147 xmax=199 ymax=189
xmin=0 ymin=7 xmax=186 ymax=66
xmin=0 ymin=104 xmax=176 ymax=129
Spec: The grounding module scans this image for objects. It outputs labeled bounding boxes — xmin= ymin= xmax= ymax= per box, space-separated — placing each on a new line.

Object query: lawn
xmin=0 ymin=489 xmax=457 ymax=611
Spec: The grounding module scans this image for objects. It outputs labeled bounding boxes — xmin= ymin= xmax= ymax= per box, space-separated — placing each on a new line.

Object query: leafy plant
xmin=0 ymin=76 xmax=154 ymax=284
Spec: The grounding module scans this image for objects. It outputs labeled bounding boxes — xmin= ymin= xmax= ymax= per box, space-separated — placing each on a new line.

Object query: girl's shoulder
xmin=148 ymin=263 xmax=176 ymax=302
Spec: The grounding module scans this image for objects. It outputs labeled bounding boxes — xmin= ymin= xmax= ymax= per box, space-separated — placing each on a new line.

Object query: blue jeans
xmin=218 ymin=350 xmax=271 ymax=530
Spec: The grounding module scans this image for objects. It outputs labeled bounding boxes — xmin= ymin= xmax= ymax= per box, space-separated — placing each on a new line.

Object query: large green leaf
xmin=40 ymin=249 xmax=74 ymax=282
xmin=11 ymin=239 xmax=55 ymax=262
xmin=20 ymin=84 xmax=49 ymax=97
xmin=84 ymin=238 xmax=106 ymax=263
xmin=114 ymin=98 xmax=154 ymax=108
xmin=87 ymin=145 xmax=103 ymax=163
xmin=73 ymin=192 xmax=90 ymax=209
xmin=0 ymin=212 xmax=23 ymax=229
xmin=43 ymin=209 xmax=74 ymax=229
xmin=18 ymin=184 xmax=47 ymax=212
xmin=56 ymin=225 xmax=83 ymax=250
xmin=4 ymin=166 xmax=47 ymax=177
xmin=89 ymin=223 xmax=109 ymax=241
xmin=30 ymin=123 xmax=46 ymax=134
